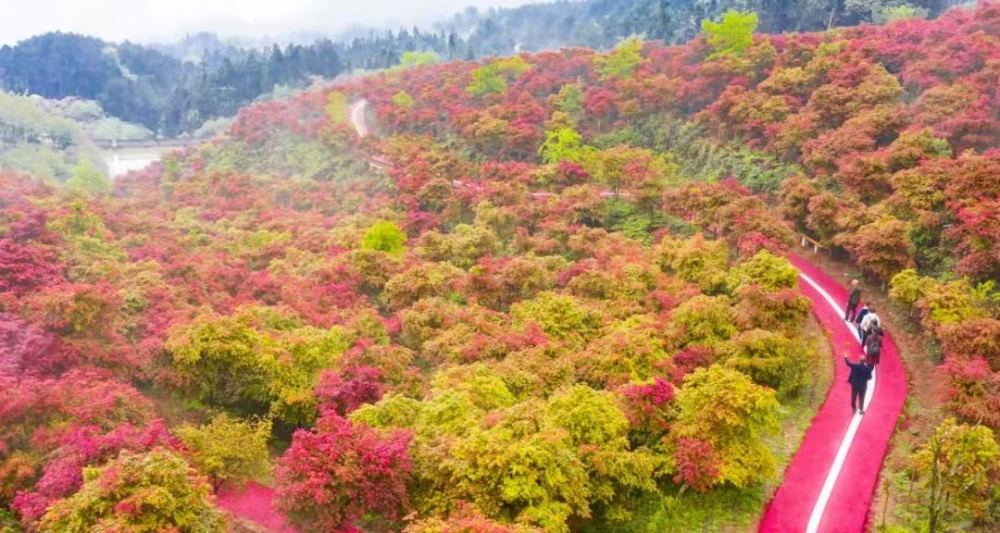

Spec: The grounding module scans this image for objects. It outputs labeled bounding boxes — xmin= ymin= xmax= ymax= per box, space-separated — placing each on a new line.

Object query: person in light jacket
xmin=854 ymin=305 xmax=869 ymax=341
xmin=860 ymin=307 xmax=881 ymax=348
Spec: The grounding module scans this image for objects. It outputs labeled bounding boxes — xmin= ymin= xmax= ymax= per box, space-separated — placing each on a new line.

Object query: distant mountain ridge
xmin=0 ymin=0 xmax=955 ymax=137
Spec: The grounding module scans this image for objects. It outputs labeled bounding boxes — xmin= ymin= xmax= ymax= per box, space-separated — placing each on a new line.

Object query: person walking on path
xmin=844 ymin=279 xmax=862 ymax=322
xmin=845 ymin=353 xmax=873 ymax=415
xmin=860 ymin=307 xmax=881 ymax=348
xmin=854 ymin=305 xmax=869 ymax=340
xmin=864 ymin=327 xmax=884 ymax=367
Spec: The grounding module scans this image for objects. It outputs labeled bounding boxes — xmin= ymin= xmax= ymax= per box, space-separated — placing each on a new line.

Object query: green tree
xmin=727 ymin=250 xmax=800 ymax=292
xmin=467 ymin=66 xmax=508 ymax=97
xmin=584 ymin=145 xmax=667 ymax=198
xmin=65 ymin=164 xmax=110 ymax=197
xmin=392 ymin=90 xmax=415 ymax=110
xmin=888 ymin=268 xmax=933 ymax=316
xmin=911 ymin=418 xmax=1000 ymax=532
xmin=418 ymin=223 xmax=499 ymax=269
xmin=875 ymin=4 xmax=929 ymax=24
xmin=539 ymin=126 xmax=591 ymax=164
xmin=361 ymin=220 xmax=407 ymax=254
xmin=702 ymin=11 xmax=759 ymax=59
xmin=467 ymin=57 xmax=530 ymax=97
xmin=167 ymin=306 xmax=351 ymax=425
xmin=511 ymin=291 xmax=602 ymax=346
xmin=672 ymin=365 xmax=780 ymax=488
xmin=398 ymin=51 xmax=439 ymax=69
xmin=663 ymin=234 xmax=731 ymax=294
xmin=382 ymin=262 xmax=465 ymax=310
xmin=672 ymin=295 xmax=738 ymax=346
xmin=39 ymin=449 xmax=227 ymax=533
xmin=718 ymin=329 xmax=809 ymax=397
xmin=555 ymin=83 xmax=585 ymax=119
xmin=325 ymin=91 xmax=348 ymax=124
xmin=595 ymin=37 xmax=646 ymax=80
xmin=177 ymin=414 xmax=272 ymax=491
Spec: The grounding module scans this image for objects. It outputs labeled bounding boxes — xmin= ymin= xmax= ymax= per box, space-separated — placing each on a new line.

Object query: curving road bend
xmin=759 ymin=254 xmax=907 ymax=533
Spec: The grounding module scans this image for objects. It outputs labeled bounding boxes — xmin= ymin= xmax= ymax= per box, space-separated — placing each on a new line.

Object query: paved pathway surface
xmin=758 ymin=254 xmax=907 ymax=533
xmin=217 ymin=481 xmax=295 ymax=533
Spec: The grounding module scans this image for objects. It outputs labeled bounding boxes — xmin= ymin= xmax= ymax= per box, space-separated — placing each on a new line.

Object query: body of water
xmin=102 ymin=147 xmax=171 ymax=178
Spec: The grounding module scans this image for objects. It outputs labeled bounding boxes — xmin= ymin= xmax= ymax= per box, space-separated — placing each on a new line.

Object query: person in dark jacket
xmin=844 ymin=279 xmax=862 ymax=322
xmin=864 ymin=327 xmax=884 ymax=367
xmin=845 ymin=353 xmax=873 ymax=415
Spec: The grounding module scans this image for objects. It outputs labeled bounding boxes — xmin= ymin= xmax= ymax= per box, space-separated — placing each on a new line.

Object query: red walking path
xmin=758 ymin=254 xmax=907 ymax=533
xmin=217 ymin=481 xmax=295 ymax=533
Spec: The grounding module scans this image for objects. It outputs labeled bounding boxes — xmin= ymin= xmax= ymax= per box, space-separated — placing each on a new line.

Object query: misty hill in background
xmin=0 ymin=0 xmax=959 ymax=138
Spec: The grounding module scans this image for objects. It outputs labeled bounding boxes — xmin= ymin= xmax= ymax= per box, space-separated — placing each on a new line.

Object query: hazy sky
xmin=0 ymin=0 xmax=544 ymax=45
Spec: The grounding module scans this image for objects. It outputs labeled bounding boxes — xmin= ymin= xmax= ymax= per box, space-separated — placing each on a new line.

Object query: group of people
xmin=843 ymin=279 xmax=885 ymax=415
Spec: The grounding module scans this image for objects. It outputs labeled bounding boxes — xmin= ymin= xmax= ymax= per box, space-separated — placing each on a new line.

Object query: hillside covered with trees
xmin=0 ymin=92 xmax=106 ymax=184
xmin=1 ymin=0 xmax=958 ymax=138
xmin=2 ymin=2 xmax=1000 ymax=533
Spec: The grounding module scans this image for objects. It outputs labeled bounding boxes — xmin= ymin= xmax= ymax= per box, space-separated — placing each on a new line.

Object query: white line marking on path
xmin=799 ymin=272 xmax=875 ymax=533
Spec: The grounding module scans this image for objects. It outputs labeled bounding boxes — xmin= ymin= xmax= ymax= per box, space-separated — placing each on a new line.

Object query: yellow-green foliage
xmin=167 ymin=306 xmax=351 ymax=425
xmin=467 ymin=57 xmax=531 ymax=97
xmin=672 ymin=295 xmax=738 ymax=346
xmin=891 ymin=271 xmax=992 ymax=330
xmin=350 ymin=393 xmax=423 ymax=429
xmin=702 ymin=11 xmax=759 ymax=59
xmin=65 ymin=164 xmax=110 ymax=197
xmin=45 ymin=200 xmax=128 ymax=283
xmin=910 ymin=418 xmax=1000 ymax=531
xmin=539 ymin=126 xmax=593 ymax=164
xmin=325 ymin=91 xmax=349 ymax=124
xmin=555 ymin=83 xmax=585 ymax=118
xmin=674 ymin=365 xmax=780 ymax=488
xmin=177 ymin=414 xmax=271 ymax=490
xmin=594 ymin=37 xmax=646 ymax=80
xmin=431 ymin=364 xmax=517 ymax=411
xmin=662 ymin=234 xmax=731 ymax=294
xmin=718 ymin=329 xmax=810 ymax=397
xmin=370 ymin=382 xmax=662 ymax=532
xmin=383 ymin=262 xmax=466 ymax=310
xmin=361 ymin=220 xmax=407 ymax=255
xmin=418 ymin=223 xmax=500 ymax=268
xmin=582 ymin=145 xmax=671 ymax=195
xmin=392 ymin=90 xmax=415 ymax=110
xmin=398 ymin=51 xmax=439 ymax=69
xmin=576 ymin=315 xmax=673 ymax=387
xmin=40 ymin=449 xmax=227 ymax=532
xmin=567 ymin=262 xmax=657 ymax=303
xmin=511 ymin=291 xmax=603 ymax=346
xmin=921 ymin=279 xmax=988 ymax=326
xmin=888 ymin=268 xmax=933 ymax=306
xmin=727 ymin=250 xmax=800 ymax=292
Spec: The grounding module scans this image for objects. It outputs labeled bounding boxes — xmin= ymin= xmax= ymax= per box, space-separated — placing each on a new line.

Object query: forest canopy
xmin=2 ymin=2 xmax=1000 ymax=533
